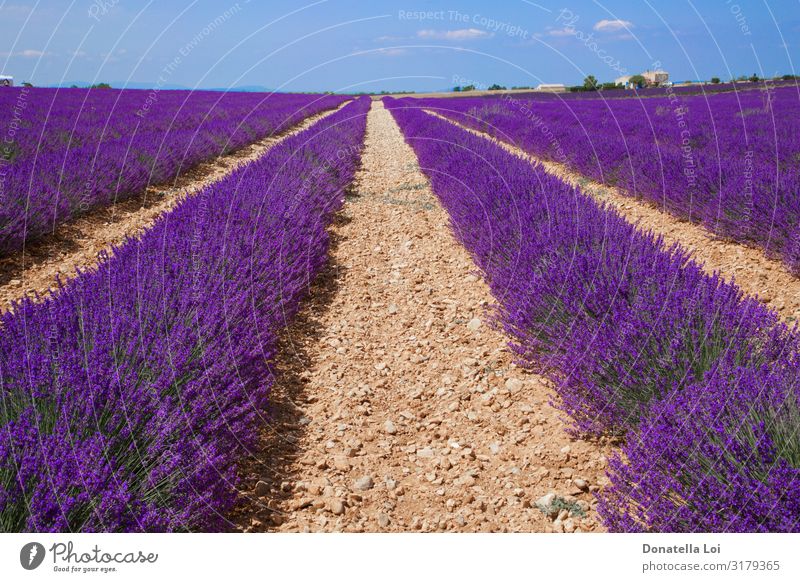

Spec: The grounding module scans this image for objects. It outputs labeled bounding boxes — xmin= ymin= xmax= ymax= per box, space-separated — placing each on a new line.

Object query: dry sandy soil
xmin=426 ymin=110 xmax=800 ymax=322
xmin=0 ymin=101 xmax=351 ymax=313
xmin=231 ymin=101 xmax=613 ymax=533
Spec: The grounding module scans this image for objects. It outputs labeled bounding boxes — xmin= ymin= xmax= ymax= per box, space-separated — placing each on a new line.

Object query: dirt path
xmin=0 ymin=101 xmax=351 ymax=313
xmin=426 ymin=110 xmax=800 ymax=322
xmin=233 ymin=101 xmax=612 ymax=533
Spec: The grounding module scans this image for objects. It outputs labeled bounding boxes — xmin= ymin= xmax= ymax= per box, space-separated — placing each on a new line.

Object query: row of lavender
xmin=505 ymin=79 xmax=799 ymax=100
xmin=0 ymin=97 xmax=370 ymax=532
xmin=384 ymin=97 xmax=799 ymax=532
xmin=414 ymin=87 xmax=800 ymax=275
xmin=0 ymin=88 xmax=349 ymax=256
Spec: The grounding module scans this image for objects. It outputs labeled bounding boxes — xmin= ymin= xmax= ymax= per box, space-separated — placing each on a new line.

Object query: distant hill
xmin=49 ymin=82 xmax=291 ymax=93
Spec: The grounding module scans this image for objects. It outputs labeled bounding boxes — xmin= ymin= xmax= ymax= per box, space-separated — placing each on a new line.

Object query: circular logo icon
xmin=20 ymin=542 xmax=46 ymax=570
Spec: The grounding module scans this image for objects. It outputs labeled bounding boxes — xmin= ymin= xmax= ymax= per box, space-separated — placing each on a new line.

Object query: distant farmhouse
xmin=535 ymin=83 xmax=566 ymax=92
xmin=643 ymin=70 xmax=670 ymax=85
xmin=614 ymin=75 xmax=633 ymax=87
xmin=0 ymin=75 xmax=13 ymax=87
xmin=616 ymin=70 xmax=670 ymax=89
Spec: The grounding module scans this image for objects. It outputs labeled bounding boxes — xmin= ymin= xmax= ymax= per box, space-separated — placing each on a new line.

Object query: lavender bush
xmin=0 ymin=97 xmax=369 ymax=532
xmin=599 ymin=357 xmax=800 ymax=532
xmin=0 ymin=88 xmax=349 ymax=256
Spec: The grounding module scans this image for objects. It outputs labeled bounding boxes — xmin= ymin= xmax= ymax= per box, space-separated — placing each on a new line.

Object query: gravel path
xmin=0 ymin=101 xmax=351 ymax=313
xmin=233 ymin=101 xmax=612 ymax=533
xmin=427 ymin=110 xmax=800 ymax=322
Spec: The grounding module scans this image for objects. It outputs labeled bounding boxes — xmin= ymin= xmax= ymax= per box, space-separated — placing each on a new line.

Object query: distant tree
xmin=710 ymin=77 xmax=721 ymax=84
xmin=600 ymin=82 xmax=620 ymax=91
xmin=629 ymin=74 xmax=647 ymax=89
xmin=453 ymin=86 xmax=462 ymax=92
xmin=749 ymin=73 xmax=760 ymax=83
xmin=583 ymin=75 xmax=599 ymax=91
xmin=90 ymin=82 xmax=112 ymax=89
xmin=462 ymin=84 xmax=476 ymax=91
xmin=488 ymin=84 xmax=506 ymax=91
xmin=70 ymin=84 xmax=79 ymax=88
xmin=781 ymin=74 xmax=798 ymax=81
xmin=21 ymin=81 xmax=33 ymax=87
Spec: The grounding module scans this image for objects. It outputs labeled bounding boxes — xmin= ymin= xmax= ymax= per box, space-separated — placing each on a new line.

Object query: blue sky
xmin=1 ymin=0 xmax=798 ymax=92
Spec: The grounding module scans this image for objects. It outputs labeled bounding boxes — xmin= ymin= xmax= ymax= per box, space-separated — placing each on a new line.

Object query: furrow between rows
xmin=233 ymin=100 xmax=610 ymax=533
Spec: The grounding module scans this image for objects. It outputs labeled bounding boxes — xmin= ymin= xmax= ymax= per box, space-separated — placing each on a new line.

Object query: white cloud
xmin=593 ymin=19 xmax=633 ymax=32
xmin=375 ymin=47 xmax=408 ymax=57
xmin=0 ymin=49 xmax=51 ymax=58
xmin=3 ymin=4 xmax=32 ymax=16
xmin=375 ymin=35 xmax=405 ymax=42
xmin=546 ymin=27 xmax=575 ymax=37
xmin=417 ymin=28 xmax=492 ymax=41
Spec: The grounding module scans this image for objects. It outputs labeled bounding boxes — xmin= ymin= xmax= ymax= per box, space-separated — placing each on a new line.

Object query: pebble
xmin=505 ymin=378 xmax=523 ymax=393
xmin=573 ymin=478 xmax=589 ymax=492
xmin=535 ymin=493 xmax=559 ymax=519
xmin=384 ymin=420 xmax=397 ymax=434
xmin=329 ymin=499 xmax=345 ymax=515
xmin=466 ymin=318 xmax=481 ymax=331
xmin=354 ymin=475 xmax=375 ymax=491
xmin=377 ymin=513 xmax=391 ymax=527
xmin=254 ymin=480 xmax=269 ymax=497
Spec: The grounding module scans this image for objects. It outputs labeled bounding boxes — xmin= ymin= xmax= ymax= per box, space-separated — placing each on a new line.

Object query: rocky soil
xmin=0 ymin=101 xmax=351 ymax=313
xmin=427 ymin=110 xmax=800 ymax=322
xmin=231 ymin=101 xmax=612 ymax=533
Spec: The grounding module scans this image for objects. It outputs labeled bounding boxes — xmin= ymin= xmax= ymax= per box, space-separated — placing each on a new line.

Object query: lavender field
xmin=410 ymin=86 xmax=800 ymax=275
xmin=4 ymin=5 xmax=800 ymax=580
xmin=0 ymin=88 xmax=347 ymax=255
xmin=0 ymin=71 xmax=799 ymax=538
